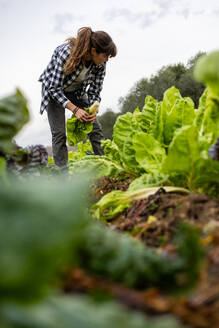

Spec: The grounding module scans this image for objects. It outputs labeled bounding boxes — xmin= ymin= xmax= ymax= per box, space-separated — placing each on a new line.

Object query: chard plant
xmin=69 ymin=51 xmax=219 ymax=198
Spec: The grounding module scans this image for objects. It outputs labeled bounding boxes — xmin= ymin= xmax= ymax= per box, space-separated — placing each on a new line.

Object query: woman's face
xmin=91 ymin=48 xmax=109 ymax=66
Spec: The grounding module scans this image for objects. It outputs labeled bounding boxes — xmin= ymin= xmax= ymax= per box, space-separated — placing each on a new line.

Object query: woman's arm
xmin=88 ymin=63 xmax=106 ymax=105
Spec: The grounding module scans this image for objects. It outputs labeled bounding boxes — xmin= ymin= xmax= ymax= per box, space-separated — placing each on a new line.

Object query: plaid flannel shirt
xmin=38 ymin=42 xmax=106 ymax=114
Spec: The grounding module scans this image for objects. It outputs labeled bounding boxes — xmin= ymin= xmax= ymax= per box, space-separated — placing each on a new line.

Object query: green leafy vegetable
xmin=92 ymin=186 xmax=189 ymax=221
xmin=132 ymin=132 xmax=166 ymax=173
xmin=69 ymin=155 xmax=125 ymax=179
xmin=78 ymin=221 xmax=203 ymax=293
xmin=162 ymin=125 xmax=201 ymax=189
xmin=0 ymin=89 xmax=30 ymax=152
xmin=66 ymin=102 xmax=100 ymax=147
xmin=66 ymin=116 xmax=93 ymax=147
xmin=101 ymin=139 xmax=123 ymax=165
xmin=128 ymin=173 xmax=169 ymax=192
xmin=68 ymin=140 xmax=93 ymax=163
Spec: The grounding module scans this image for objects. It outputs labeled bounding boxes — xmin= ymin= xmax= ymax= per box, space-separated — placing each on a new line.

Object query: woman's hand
xmin=75 ymin=109 xmax=96 ymax=123
xmin=74 ymin=108 xmax=90 ymax=122
xmin=85 ymin=113 xmax=97 ymax=124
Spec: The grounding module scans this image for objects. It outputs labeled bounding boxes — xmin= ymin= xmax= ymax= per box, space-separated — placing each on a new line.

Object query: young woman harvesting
xmin=39 ymin=27 xmax=117 ymax=169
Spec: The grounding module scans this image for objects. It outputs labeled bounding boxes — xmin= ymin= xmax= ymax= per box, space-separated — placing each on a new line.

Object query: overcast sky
xmin=1 ymin=0 xmax=219 ymax=146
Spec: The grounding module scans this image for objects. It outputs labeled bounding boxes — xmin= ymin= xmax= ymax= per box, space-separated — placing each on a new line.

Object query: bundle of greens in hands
xmin=67 ymin=101 xmax=99 ymax=146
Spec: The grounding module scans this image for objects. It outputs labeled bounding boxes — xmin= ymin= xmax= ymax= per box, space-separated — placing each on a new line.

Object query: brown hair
xmin=63 ymin=27 xmax=117 ymax=75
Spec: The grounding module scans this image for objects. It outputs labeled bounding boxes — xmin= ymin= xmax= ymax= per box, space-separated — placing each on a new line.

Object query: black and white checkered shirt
xmin=38 ymin=42 xmax=106 ymax=114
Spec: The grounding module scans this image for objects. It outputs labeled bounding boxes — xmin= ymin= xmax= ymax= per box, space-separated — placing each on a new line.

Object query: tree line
xmin=99 ymin=52 xmax=206 ymax=139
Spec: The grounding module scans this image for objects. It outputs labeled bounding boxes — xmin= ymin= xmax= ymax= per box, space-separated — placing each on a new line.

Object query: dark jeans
xmin=47 ymin=93 xmax=104 ymax=168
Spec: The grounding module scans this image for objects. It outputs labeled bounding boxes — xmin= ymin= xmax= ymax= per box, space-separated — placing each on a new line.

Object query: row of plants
xmin=67 ymin=51 xmax=219 ymax=223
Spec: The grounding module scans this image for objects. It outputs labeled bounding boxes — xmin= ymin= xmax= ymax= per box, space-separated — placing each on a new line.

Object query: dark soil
xmin=93 ymin=176 xmax=132 ymax=199
xmin=110 ymin=188 xmax=219 ymax=247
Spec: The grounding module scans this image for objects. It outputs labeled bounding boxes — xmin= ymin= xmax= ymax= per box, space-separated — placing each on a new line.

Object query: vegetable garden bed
xmin=63 ymin=183 xmax=219 ymax=328
xmin=1 ymin=50 xmax=219 ymax=328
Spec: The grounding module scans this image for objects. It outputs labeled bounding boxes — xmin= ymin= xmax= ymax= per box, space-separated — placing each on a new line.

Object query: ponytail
xmin=63 ymin=27 xmax=117 ymax=75
xmin=63 ymin=27 xmax=92 ymax=75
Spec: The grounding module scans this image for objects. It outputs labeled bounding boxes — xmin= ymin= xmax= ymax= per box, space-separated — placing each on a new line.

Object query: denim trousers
xmin=47 ymin=92 xmax=104 ymax=168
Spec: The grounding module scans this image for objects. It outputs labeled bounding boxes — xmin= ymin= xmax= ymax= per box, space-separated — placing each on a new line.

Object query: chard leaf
xmin=160 ymin=87 xmax=195 ymax=146
xmin=92 ymin=189 xmax=131 ymax=221
xmin=101 ymin=139 xmax=122 ymax=165
xmin=69 ymin=155 xmax=125 ymax=179
xmin=128 ymin=173 xmax=169 ymax=192
xmin=135 ymin=95 xmax=160 ymax=135
xmin=132 ymin=132 xmax=166 ymax=173
xmin=163 ymin=125 xmax=200 ymax=172
xmin=195 ymin=87 xmax=219 ymax=151
xmin=68 ymin=140 xmax=93 ymax=162
xmin=164 ymin=97 xmax=195 ymax=145
xmin=162 ymin=125 xmax=202 ymax=190
xmin=193 ymin=157 xmax=219 ymax=197
xmin=113 ymin=112 xmax=137 ymax=152
xmin=120 ymin=138 xmax=143 ymax=175
xmin=92 ymin=186 xmax=189 ymax=221
xmin=113 ymin=112 xmax=142 ymax=175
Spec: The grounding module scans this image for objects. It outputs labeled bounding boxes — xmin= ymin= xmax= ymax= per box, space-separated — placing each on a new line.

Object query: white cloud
xmin=52 ymin=13 xmax=86 ymax=35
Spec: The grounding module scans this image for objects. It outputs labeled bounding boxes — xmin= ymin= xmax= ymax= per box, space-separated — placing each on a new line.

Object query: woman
xmin=38 ymin=27 xmax=117 ymax=169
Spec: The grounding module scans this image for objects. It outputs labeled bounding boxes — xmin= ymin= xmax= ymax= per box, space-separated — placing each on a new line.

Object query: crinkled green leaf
xmin=69 ymin=155 xmax=125 ymax=179
xmin=164 ymin=97 xmax=195 ymax=146
xmin=141 ymin=95 xmax=162 ymax=137
xmin=128 ymin=173 xmax=169 ymax=192
xmin=162 ymin=125 xmax=202 ymax=190
xmin=193 ymin=157 xmax=219 ymax=197
xmin=163 ymin=125 xmax=200 ymax=174
xmin=120 ymin=138 xmax=143 ymax=175
xmin=112 ymin=113 xmax=142 ymax=175
xmin=66 ymin=115 xmax=93 ymax=147
xmin=132 ymin=132 xmax=166 ymax=173
xmin=195 ymin=87 xmax=219 ymax=151
xmin=160 ymin=87 xmax=195 ymax=146
xmin=101 ymin=139 xmax=122 ymax=165
xmin=68 ymin=140 xmax=93 ymax=163
xmin=113 ymin=112 xmax=137 ymax=152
